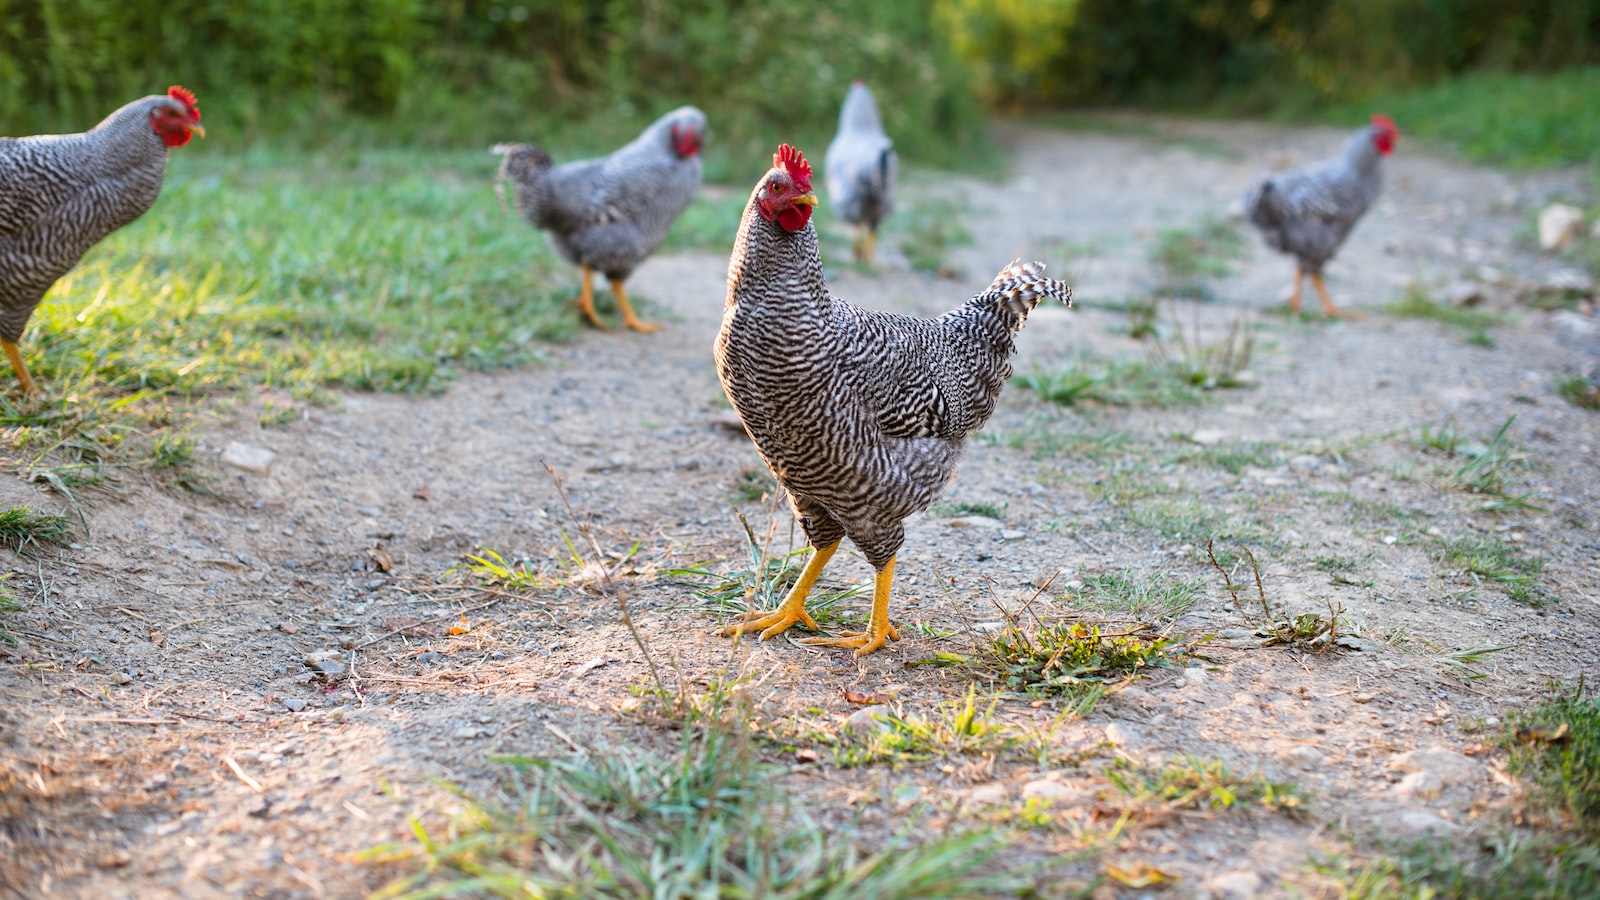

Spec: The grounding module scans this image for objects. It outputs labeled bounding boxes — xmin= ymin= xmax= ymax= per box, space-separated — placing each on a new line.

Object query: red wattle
xmin=777 ymin=204 xmax=812 ymax=232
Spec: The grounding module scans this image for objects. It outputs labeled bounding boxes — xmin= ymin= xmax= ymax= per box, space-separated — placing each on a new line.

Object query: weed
xmin=1106 ymin=756 xmax=1306 ymax=815
xmin=145 ymin=434 xmax=195 ymax=470
xmin=1018 ymin=358 xmax=1209 ymax=409
xmin=932 ymin=500 xmax=1008 ymax=519
xmin=1072 ymin=571 xmax=1205 ymax=622
xmin=1504 ymin=681 xmax=1600 ymax=836
xmin=1128 ymin=499 xmax=1270 ymax=547
xmin=1436 ymin=535 xmax=1545 ymax=604
xmin=1149 ymin=215 xmax=1247 ymax=298
xmin=0 ymin=574 xmax=24 ymax=644
xmin=1555 ymin=373 xmax=1600 ymax=410
xmin=257 ymin=399 xmax=298 ymax=429
xmin=366 ymin=726 xmax=1018 ymax=897
xmin=1314 ymin=837 xmax=1600 ymax=899
xmin=1122 ymin=294 xmax=1159 ymax=340
xmin=0 ymin=507 xmax=71 ymax=554
xmin=1418 ymin=417 xmax=1463 ymax=455
xmin=1207 ymin=541 xmax=1346 ymax=649
xmin=456 ymin=548 xmax=548 ymax=592
xmin=1151 ymin=308 xmax=1256 ymax=390
xmin=1312 ymin=554 xmax=1363 ymax=573
xmin=986 ymin=621 xmax=1181 ymax=699
xmin=1385 ymin=282 xmax=1504 ymax=342
xmin=1178 ymin=440 xmax=1280 ymax=475
xmin=670 ymin=515 xmax=867 ymax=628
xmin=1436 ymin=645 xmax=1513 ymax=682
xmin=1016 ymin=365 xmax=1102 ymax=406
xmin=840 ymin=686 xmax=1021 ymax=765
xmin=1453 ymin=415 xmax=1528 ymax=500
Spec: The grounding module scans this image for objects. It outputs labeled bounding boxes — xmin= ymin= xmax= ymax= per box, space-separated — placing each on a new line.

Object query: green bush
xmin=0 ymin=0 xmax=989 ymax=172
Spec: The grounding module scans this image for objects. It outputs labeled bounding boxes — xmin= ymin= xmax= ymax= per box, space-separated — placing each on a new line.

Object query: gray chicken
xmin=1244 ymin=115 xmax=1398 ymax=317
xmin=823 ymin=82 xmax=896 ymax=265
xmin=0 ymin=86 xmax=205 ymax=396
xmin=714 ymin=145 xmax=1072 ymax=656
xmin=493 ymin=106 xmax=706 ymax=332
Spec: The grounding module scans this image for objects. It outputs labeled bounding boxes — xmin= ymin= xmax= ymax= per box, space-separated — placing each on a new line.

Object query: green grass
xmin=931 ymin=500 xmax=1009 ymax=519
xmin=1555 ymin=373 xmax=1600 ymax=410
xmin=1105 ymin=756 xmax=1305 ymax=815
xmin=1148 ymin=215 xmax=1248 ymax=298
xmin=1177 ymin=440 xmax=1280 ymax=475
xmin=839 ymin=686 xmax=1025 ymax=765
xmin=1125 ymin=498 xmax=1270 ymax=547
xmin=984 ymin=621 xmax=1181 ymax=699
xmin=12 ymin=145 xmax=580 ymax=480
xmin=1072 ymin=571 xmax=1205 ymax=622
xmin=1326 ymin=68 xmax=1600 ymax=171
xmin=0 ymin=573 xmax=25 ymax=644
xmin=366 ymin=727 xmax=1018 ymax=898
xmin=1436 ymin=535 xmax=1545 ymax=605
xmin=0 ymin=506 xmax=72 ymax=553
xmin=1316 ymin=838 xmax=1600 ymax=899
xmin=1384 ymin=282 xmax=1504 ymax=343
xmin=670 ymin=516 xmax=869 ymax=629
xmin=1017 ymin=358 xmax=1210 ymax=409
xmin=1505 ymin=683 xmax=1600 ymax=834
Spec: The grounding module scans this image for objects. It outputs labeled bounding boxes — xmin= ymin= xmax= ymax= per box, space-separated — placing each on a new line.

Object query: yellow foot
xmin=801 ymin=622 xmax=900 ymax=657
xmin=718 ymin=604 xmax=819 ymax=641
xmin=1324 ymin=306 xmax=1365 ymax=321
xmin=621 ymin=314 xmax=661 ymax=334
xmin=572 ymin=297 xmax=610 ymax=330
xmin=610 ymin=280 xmax=660 ymax=334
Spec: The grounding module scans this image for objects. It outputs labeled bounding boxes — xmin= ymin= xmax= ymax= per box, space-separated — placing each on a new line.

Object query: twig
xmin=223 ymin=755 xmax=265 ymax=793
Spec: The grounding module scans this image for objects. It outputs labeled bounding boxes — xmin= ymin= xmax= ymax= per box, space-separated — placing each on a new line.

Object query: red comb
xmin=773 ymin=143 xmax=812 ymax=190
xmin=168 ymin=86 xmax=200 ymax=116
xmin=1371 ymin=113 xmax=1396 ymax=133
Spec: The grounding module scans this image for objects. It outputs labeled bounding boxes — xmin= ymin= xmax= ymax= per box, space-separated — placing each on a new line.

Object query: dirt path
xmin=2 ymin=118 xmax=1597 ymax=898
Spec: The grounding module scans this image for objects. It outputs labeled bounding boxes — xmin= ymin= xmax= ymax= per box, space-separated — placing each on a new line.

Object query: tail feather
xmin=972 ymin=259 xmax=1073 ymax=331
xmin=490 ymin=142 xmax=553 ymax=219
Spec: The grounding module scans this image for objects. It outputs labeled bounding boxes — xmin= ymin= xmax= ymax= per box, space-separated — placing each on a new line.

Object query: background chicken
xmin=823 ymin=82 xmax=896 ymax=265
xmin=493 ymin=106 xmax=706 ymax=332
xmin=714 ymin=145 xmax=1072 ymax=657
xmin=1244 ymin=115 xmax=1398 ymax=317
xmin=0 ymin=86 xmax=204 ymax=396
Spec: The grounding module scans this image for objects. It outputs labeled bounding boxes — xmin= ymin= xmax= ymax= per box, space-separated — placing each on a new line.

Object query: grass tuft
xmin=985 ymin=621 xmax=1181 ymax=700
xmin=1148 ymin=215 xmax=1247 ymax=299
xmin=1384 ymin=282 xmax=1503 ymax=344
xmin=671 ymin=515 xmax=868 ymax=629
xmin=0 ymin=506 xmax=72 ymax=553
xmin=1504 ymin=682 xmax=1600 ymax=835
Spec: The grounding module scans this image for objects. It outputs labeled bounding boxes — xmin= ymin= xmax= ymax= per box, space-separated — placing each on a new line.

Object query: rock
xmin=304 ymin=650 xmax=340 ymax=666
xmin=947 ymin=516 xmax=1004 ymax=529
xmin=1203 ymin=869 xmax=1263 ymax=899
xmin=221 ymin=442 xmax=277 ymax=474
xmin=965 ymin=782 xmax=1008 ymax=806
xmin=1395 ymin=770 xmax=1443 ymax=799
xmin=1103 ymin=723 xmax=1139 ymax=747
xmin=1021 ymin=779 xmax=1073 ymax=804
xmin=1538 ymin=203 xmax=1585 ymax=252
xmin=999 ymin=529 xmax=1026 ymax=542
xmin=1182 ymin=665 xmax=1207 ymax=683
xmin=1191 ymin=428 xmax=1227 ymax=446
xmin=451 ymin=726 xmax=488 ymax=740
xmin=312 ymin=659 xmax=346 ymax=676
xmin=111 ymin=671 xmax=133 ymax=685
xmin=1389 ymin=746 xmax=1479 ymax=786
xmin=843 ymin=705 xmax=891 ymax=740
xmin=283 ymin=698 xmax=307 ymax=713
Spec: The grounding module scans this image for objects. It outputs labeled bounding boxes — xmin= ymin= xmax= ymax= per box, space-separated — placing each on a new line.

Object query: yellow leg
xmin=1288 ymin=266 xmax=1303 ymax=314
xmin=719 ymin=540 xmax=838 ymax=641
xmin=862 ymin=228 xmax=877 ymax=266
xmin=609 ymin=279 xmax=660 ymax=333
xmin=1309 ymin=273 xmax=1351 ymax=318
xmin=574 ymin=266 xmax=609 ymax=330
xmin=802 ymin=555 xmax=901 ymax=657
xmin=3 ymin=338 xmax=38 ymax=397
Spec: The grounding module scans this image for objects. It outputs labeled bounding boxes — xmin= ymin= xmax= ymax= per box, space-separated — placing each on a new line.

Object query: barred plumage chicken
xmin=1244 ymin=115 xmax=1398 ymax=317
xmin=823 ymin=82 xmax=896 ymax=264
xmin=714 ymin=145 xmax=1072 ymax=656
xmin=493 ymin=106 xmax=706 ymax=332
xmin=0 ymin=86 xmax=204 ymax=395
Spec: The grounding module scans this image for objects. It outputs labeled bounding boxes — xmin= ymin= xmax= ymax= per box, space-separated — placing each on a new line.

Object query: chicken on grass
xmin=493 ymin=106 xmax=706 ymax=332
xmin=824 ymin=81 xmax=896 ymax=265
xmin=714 ymin=145 xmax=1072 ymax=657
xmin=0 ymin=86 xmax=205 ymax=396
xmin=1244 ymin=115 xmax=1398 ymax=317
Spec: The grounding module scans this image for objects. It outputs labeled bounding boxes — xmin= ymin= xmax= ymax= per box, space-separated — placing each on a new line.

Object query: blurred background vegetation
xmin=3 ymin=0 xmax=1598 ymax=171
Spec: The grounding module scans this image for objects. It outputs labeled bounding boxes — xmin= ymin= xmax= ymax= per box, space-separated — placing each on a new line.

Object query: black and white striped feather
xmin=715 ymin=171 xmax=1071 ymax=568
xmin=493 ymin=106 xmax=705 ymax=281
xmin=0 ymin=94 xmax=187 ymax=342
xmin=1244 ymin=125 xmax=1387 ymax=274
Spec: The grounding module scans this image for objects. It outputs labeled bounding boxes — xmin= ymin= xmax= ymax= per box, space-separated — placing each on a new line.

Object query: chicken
xmin=823 ymin=82 xmax=896 ymax=265
xmin=1244 ymin=115 xmax=1398 ymax=317
xmin=0 ymin=86 xmax=205 ymax=396
xmin=493 ymin=106 xmax=706 ymax=332
xmin=714 ymin=145 xmax=1072 ymax=657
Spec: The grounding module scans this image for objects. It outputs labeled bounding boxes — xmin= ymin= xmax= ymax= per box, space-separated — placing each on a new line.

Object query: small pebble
xmin=284 ymin=698 xmax=307 ymax=713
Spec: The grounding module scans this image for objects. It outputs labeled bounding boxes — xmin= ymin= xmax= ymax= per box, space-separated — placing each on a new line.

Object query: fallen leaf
xmin=1516 ymin=723 xmax=1570 ymax=745
xmin=1105 ymin=862 xmax=1179 ymax=888
xmin=843 ymin=690 xmax=888 ymax=705
xmin=576 ymin=657 xmax=609 ymax=677
xmin=446 ymin=615 xmax=469 ymax=636
xmin=413 ymin=485 xmax=431 ymax=502
xmin=148 ymin=630 xmax=165 ymax=647
xmin=366 ymin=545 xmax=396 ymax=573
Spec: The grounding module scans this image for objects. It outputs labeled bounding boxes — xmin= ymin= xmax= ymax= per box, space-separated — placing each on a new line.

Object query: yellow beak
xmin=795 ymin=191 xmax=818 ymax=207
xmin=190 ymin=123 xmax=207 ymax=139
